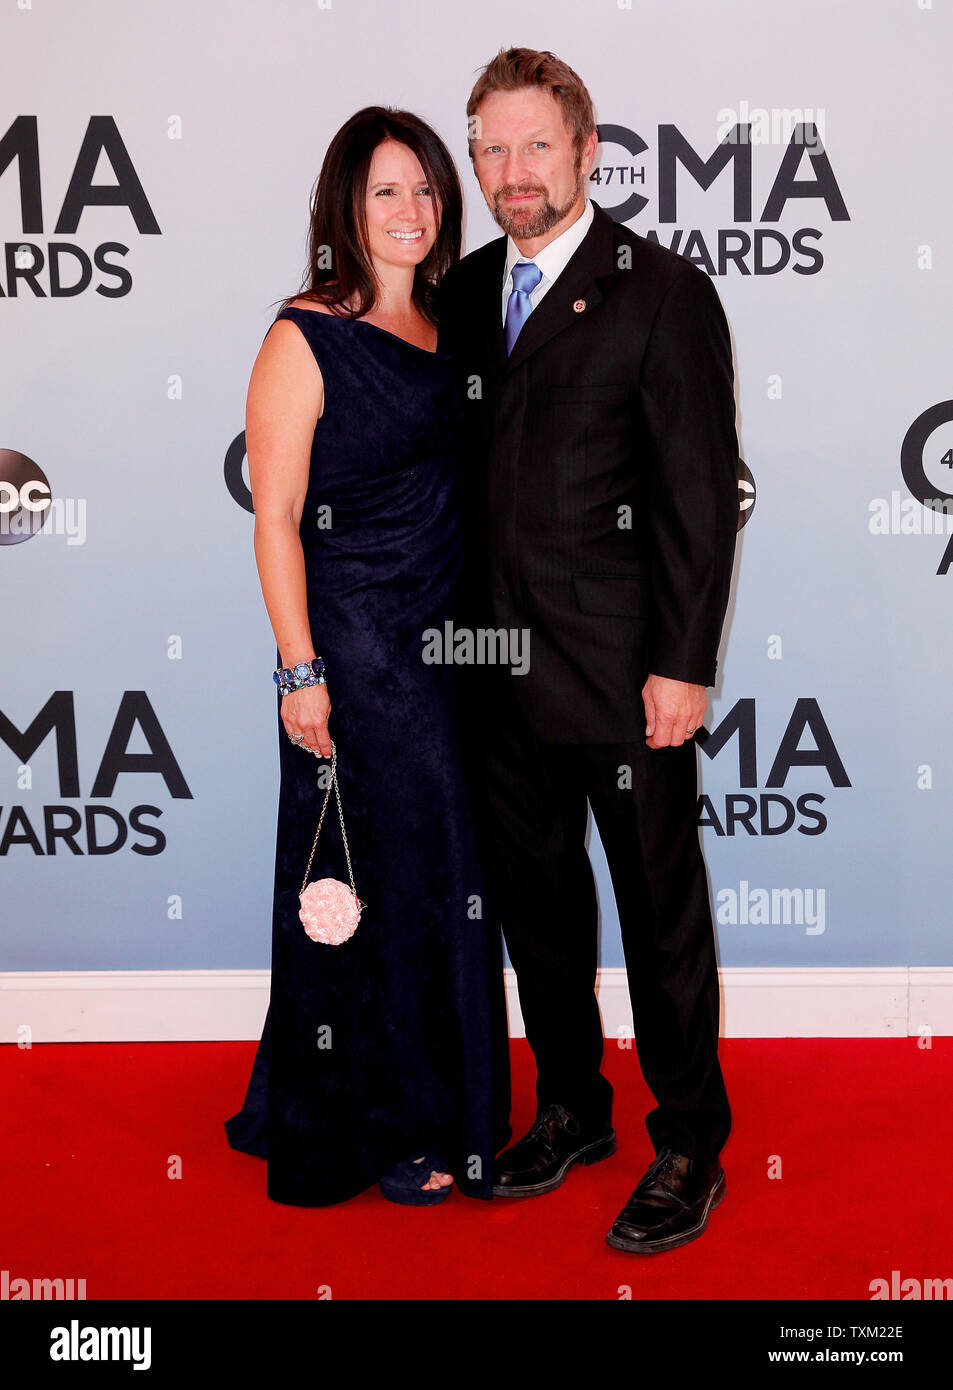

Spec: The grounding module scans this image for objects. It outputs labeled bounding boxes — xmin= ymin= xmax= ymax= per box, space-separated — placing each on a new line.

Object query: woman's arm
xmin=246 ymin=319 xmax=332 ymax=756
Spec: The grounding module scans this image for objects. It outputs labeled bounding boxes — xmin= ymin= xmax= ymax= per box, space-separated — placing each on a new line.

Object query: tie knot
xmin=511 ymin=260 xmax=542 ymax=294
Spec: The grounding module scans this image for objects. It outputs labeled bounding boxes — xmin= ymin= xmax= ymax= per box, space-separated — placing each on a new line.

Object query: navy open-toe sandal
xmin=379 ymin=1152 xmax=454 ymax=1206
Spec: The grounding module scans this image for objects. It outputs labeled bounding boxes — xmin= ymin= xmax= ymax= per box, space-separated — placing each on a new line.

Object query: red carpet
xmin=2 ymin=1037 xmax=950 ymax=1301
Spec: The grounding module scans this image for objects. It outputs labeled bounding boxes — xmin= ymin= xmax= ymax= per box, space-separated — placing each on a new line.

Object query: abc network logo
xmin=738 ymin=461 xmax=755 ymax=529
xmin=0 ymin=450 xmax=85 ymax=545
xmin=0 ymin=449 xmax=52 ymax=545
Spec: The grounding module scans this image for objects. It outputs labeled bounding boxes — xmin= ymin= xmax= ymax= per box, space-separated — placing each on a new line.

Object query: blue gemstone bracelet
xmin=274 ymin=656 xmax=326 ymax=697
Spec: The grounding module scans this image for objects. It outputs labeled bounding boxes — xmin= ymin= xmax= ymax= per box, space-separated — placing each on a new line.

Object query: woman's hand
xmin=281 ymin=682 xmax=332 ymax=757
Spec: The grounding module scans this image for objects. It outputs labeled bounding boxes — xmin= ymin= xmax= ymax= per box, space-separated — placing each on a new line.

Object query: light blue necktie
xmin=504 ymin=260 xmax=543 ymax=355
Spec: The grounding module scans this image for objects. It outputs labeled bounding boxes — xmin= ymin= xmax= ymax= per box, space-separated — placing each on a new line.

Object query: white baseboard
xmin=2 ymin=967 xmax=952 ymax=1043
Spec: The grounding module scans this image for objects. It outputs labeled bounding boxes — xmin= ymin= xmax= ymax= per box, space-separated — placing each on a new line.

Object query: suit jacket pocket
xmin=571 ymin=572 xmax=646 ymax=617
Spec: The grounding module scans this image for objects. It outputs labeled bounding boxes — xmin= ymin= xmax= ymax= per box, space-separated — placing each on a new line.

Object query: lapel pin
xmin=573 ymin=299 xmax=586 ymax=313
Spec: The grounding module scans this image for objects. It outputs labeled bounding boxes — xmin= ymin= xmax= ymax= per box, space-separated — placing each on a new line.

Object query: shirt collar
xmin=503 ymin=197 xmax=594 ymax=289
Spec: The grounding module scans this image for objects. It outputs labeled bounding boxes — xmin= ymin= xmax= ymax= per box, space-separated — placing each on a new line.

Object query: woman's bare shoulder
xmin=252 ymin=301 xmax=326 ymax=401
xmin=285 ymin=297 xmax=338 ymax=315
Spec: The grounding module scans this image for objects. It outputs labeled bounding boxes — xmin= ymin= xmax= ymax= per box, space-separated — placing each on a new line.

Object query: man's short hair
xmin=466 ymin=47 xmax=597 ymax=162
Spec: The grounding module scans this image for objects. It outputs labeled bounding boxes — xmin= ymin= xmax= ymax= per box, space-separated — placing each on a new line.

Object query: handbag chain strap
xmin=300 ymin=740 xmax=357 ymax=897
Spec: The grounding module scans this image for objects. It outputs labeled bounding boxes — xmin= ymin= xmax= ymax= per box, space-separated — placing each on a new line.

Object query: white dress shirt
xmin=501 ymin=197 xmax=595 ymax=324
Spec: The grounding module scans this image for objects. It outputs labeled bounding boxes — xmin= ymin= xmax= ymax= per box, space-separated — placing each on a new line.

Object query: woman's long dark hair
xmin=278 ymin=107 xmax=462 ymax=324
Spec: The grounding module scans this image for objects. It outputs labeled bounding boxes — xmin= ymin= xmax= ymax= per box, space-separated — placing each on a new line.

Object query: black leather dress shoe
xmin=605 ymin=1146 xmax=725 ymax=1254
xmin=493 ymin=1102 xmax=616 ymax=1197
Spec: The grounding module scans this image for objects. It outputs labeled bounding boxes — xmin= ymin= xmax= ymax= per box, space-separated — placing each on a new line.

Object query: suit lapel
xmin=473 ymin=200 xmax=619 ymax=375
xmin=479 ymin=240 xmax=508 ymax=373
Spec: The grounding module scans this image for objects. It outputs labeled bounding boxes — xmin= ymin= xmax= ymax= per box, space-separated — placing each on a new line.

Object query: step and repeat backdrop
xmin=1 ymin=0 xmax=950 ymax=983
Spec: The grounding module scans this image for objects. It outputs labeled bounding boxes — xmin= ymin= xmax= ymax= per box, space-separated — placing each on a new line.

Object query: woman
xmin=224 ymin=107 xmax=511 ymax=1206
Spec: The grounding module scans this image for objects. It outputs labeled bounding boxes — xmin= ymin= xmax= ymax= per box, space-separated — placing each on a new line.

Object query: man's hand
xmin=642 ymin=674 xmax=706 ymax=749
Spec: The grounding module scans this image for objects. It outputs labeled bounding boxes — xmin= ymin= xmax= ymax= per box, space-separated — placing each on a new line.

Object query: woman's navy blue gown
xmin=225 ymin=306 xmax=511 ymax=1205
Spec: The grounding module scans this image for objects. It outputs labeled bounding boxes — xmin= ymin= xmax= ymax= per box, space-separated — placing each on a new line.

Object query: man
xmin=438 ymin=48 xmax=739 ymax=1254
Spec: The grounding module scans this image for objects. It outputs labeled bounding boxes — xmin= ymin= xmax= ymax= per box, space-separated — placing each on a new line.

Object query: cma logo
xmin=697 ymin=698 xmax=850 ymax=836
xmin=224 ymin=433 xmax=253 ymax=512
xmin=595 ymin=121 xmax=849 ymax=275
xmin=0 ymin=692 xmax=191 ymax=856
xmin=0 ymin=116 xmax=160 ymax=298
xmin=899 ymin=400 xmax=953 ymax=575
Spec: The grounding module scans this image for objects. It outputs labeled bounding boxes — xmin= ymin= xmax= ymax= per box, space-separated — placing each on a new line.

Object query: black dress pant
xmin=478 ymin=682 xmax=731 ymax=1164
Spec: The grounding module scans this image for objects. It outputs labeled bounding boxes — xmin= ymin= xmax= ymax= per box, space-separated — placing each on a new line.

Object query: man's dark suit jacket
xmin=437 ymin=198 xmax=740 ymax=745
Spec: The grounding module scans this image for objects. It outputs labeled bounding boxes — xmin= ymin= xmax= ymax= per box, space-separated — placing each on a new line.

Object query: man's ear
xmin=579 ymin=127 xmax=599 ymax=179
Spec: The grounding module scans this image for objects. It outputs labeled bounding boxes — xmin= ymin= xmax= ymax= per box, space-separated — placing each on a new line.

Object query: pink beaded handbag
xmin=298 ymin=741 xmax=365 ymax=945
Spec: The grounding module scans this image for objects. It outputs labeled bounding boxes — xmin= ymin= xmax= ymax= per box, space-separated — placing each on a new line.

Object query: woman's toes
xmin=411 ymin=1156 xmax=453 ymax=1190
xmin=421 ymin=1171 xmax=453 ymax=1190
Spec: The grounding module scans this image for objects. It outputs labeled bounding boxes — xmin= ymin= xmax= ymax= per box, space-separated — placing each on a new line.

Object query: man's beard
xmin=491 ymin=168 xmax=583 ymax=240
